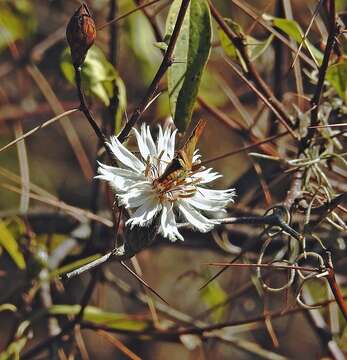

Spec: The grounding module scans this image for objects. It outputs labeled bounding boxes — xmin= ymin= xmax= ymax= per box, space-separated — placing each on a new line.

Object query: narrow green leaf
xmin=0 ymin=221 xmax=25 ymax=270
xmin=0 ymin=338 xmax=27 ymax=360
xmin=248 ymin=34 xmax=274 ymax=61
xmin=49 ymin=305 xmax=150 ymax=331
xmin=271 ymin=17 xmax=323 ymax=64
xmin=0 ymin=304 xmax=17 ymax=312
xmin=200 ymin=276 xmax=228 ymax=322
xmin=218 ymin=18 xmax=273 ymax=70
xmin=153 ymin=42 xmax=168 ymax=51
xmin=112 ymin=76 xmax=127 ymax=135
xmin=166 ymin=0 xmax=212 ymax=132
xmin=326 ymin=61 xmax=347 ymax=103
xmin=218 ymin=18 xmax=244 ymax=61
xmin=126 ymin=11 xmax=161 ymax=83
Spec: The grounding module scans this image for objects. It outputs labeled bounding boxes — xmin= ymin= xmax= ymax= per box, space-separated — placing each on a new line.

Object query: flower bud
xmin=66 ymin=3 xmax=96 ymax=68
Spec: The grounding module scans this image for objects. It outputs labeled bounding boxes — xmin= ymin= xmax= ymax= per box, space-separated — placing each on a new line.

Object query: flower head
xmin=96 ymin=124 xmax=236 ymax=241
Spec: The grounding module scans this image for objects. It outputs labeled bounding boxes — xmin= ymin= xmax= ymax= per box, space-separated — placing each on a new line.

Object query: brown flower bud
xmin=66 ymin=3 xmax=96 ymax=68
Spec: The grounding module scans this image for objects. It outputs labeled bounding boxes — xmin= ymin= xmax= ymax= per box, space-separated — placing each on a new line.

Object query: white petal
xmin=108 ymin=136 xmax=145 ymax=172
xmin=126 ymin=197 xmax=161 ymax=227
xmin=160 ymin=202 xmax=184 ymax=241
xmin=97 ymin=162 xmax=144 ymax=180
xmin=177 ymin=200 xmax=216 ymax=232
xmin=118 ymin=185 xmax=154 ymax=208
xmin=157 ymin=125 xmax=171 ymax=156
xmin=167 ymin=129 xmax=177 ymax=160
xmin=198 ymin=187 xmax=236 ymax=201
xmin=96 ymin=163 xmax=145 ymax=192
xmin=141 ymin=124 xmax=156 ymax=157
xmin=134 ymin=128 xmax=150 ymax=160
xmin=185 ymin=191 xmax=231 ymax=211
xmin=192 ymin=168 xmax=222 ymax=184
xmin=157 ymin=126 xmax=165 ymax=156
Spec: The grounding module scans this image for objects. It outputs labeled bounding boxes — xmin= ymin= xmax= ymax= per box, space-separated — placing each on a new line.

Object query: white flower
xmin=96 ymin=124 xmax=236 ymax=242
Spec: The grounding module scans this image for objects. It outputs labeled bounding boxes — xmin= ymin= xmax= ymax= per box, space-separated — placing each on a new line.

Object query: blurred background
xmin=0 ymin=0 xmax=347 ymax=359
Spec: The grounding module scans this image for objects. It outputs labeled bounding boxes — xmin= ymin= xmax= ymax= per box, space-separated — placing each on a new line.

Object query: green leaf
xmin=0 ymin=321 xmax=30 ymax=360
xmin=0 ymin=221 xmax=25 ymax=270
xmin=270 ymin=17 xmax=323 ymax=64
xmin=326 ymin=61 xmax=347 ymax=103
xmin=200 ymin=275 xmax=228 ymax=322
xmin=218 ymin=18 xmax=273 ymax=70
xmin=49 ymin=305 xmax=150 ymax=331
xmin=112 ymin=76 xmax=127 ymax=135
xmin=247 ymin=34 xmax=274 ymax=61
xmin=153 ymin=42 xmax=168 ymax=51
xmin=0 ymin=304 xmax=17 ymax=313
xmin=0 ymin=338 xmax=27 ymax=360
xmin=125 ymin=11 xmax=161 ymax=83
xmin=199 ymin=69 xmax=229 ymax=108
xmin=166 ymin=0 xmax=212 ymax=132
xmin=336 ymin=0 xmax=347 ymax=11
xmin=218 ymin=18 xmax=244 ymax=61
xmin=60 ymin=45 xmax=126 ymax=133
xmin=0 ymin=1 xmax=37 ymax=52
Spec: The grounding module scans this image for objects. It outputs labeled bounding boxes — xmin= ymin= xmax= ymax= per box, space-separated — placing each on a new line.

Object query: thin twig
xmin=200 ymin=132 xmax=287 ymax=166
xmin=96 ymin=330 xmax=141 ymax=360
xmin=21 ymin=273 xmax=99 ymax=359
xmin=300 ymin=0 xmax=338 ymax=150
xmin=222 ymin=55 xmax=297 ymax=138
xmin=117 ymin=0 xmax=191 ymax=143
xmin=74 ymin=67 xmax=113 ymax=160
xmin=81 ymin=295 xmax=346 ymax=340
xmin=97 ymin=0 xmax=163 ymax=30
xmin=0 ymin=109 xmax=79 ymax=153
xmin=209 ymin=0 xmax=296 ymax=139
xmin=230 ymin=0 xmax=316 ymax=68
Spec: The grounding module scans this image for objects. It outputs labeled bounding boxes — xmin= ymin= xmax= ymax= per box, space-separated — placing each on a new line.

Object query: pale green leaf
xmin=0 ymin=304 xmax=17 ymax=312
xmin=248 ymin=34 xmax=274 ymax=61
xmin=218 ymin=19 xmax=273 ymax=68
xmin=153 ymin=42 xmax=168 ymax=51
xmin=0 ymin=338 xmax=27 ymax=360
xmin=49 ymin=305 xmax=150 ymax=331
xmin=60 ymin=45 xmax=126 ymax=132
xmin=200 ymin=276 xmax=228 ymax=322
xmin=326 ymin=61 xmax=347 ymax=103
xmin=125 ymin=11 xmax=161 ymax=83
xmin=166 ymin=0 xmax=212 ymax=132
xmin=218 ymin=18 xmax=244 ymax=61
xmin=0 ymin=221 xmax=25 ymax=270
xmin=0 ymin=1 xmax=37 ymax=52
xmin=0 ymin=320 xmax=30 ymax=360
xmin=271 ymin=17 xmax=323 ymax=64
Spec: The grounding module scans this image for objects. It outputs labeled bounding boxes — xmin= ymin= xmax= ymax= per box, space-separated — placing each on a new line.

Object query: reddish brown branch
xmin=117 ymin=0 xmax=191 ymax=143
xmin=208 ymin=1 xmax=295 ymax=137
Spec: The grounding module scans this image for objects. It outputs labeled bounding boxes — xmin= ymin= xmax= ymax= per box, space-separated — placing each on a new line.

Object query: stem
xmin=75 ymin=67 xmax=113 ymax=160
xmin=117 ymin=0 xmax=191 ymax=143
xmin=300 ymin=0 xmax=338 ymax=150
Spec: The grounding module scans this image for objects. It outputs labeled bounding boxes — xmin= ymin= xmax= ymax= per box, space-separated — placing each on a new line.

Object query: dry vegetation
xmin=0 ymin=0 xmax=347 ymax=359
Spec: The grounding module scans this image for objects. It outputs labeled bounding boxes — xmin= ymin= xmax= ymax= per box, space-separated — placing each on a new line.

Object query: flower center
xmin=151 ymin=170 xmax=200 ymax=203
